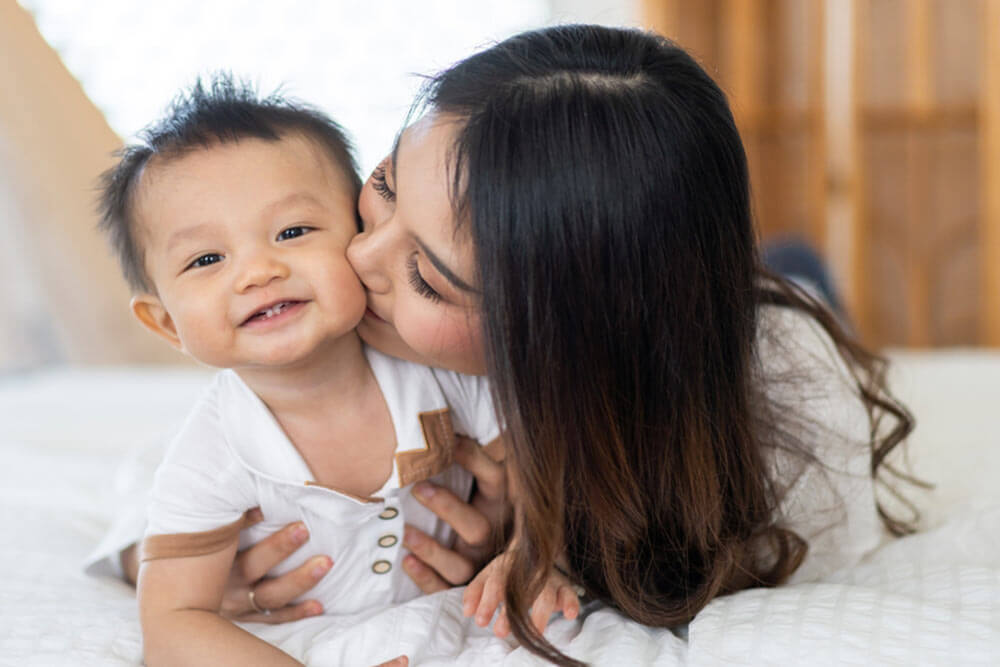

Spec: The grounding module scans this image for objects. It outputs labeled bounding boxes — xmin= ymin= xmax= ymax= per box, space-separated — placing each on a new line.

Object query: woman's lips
xmin=364 ymin=307 xmax=385 ymax=323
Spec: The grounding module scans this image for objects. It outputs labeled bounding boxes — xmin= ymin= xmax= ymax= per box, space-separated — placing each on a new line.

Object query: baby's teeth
xmin=262 ymin=302 xmax=289 ymax=319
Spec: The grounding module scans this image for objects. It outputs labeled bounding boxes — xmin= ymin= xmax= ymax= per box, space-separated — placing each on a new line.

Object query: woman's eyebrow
xmin=414 ymin=237 xmax=477 ymax=294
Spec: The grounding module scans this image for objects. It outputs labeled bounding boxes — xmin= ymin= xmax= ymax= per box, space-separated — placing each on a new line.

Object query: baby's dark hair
xmin=98 ymin=73 xmax=362 ymax=293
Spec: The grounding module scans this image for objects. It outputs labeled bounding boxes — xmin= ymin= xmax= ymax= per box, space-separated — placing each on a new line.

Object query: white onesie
xmin=138 ymin=346 xmax=498 ymax=615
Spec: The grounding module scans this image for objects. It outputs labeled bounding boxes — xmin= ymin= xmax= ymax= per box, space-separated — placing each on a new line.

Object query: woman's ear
xmin=130 ymin=294 xmax=183 ymax=350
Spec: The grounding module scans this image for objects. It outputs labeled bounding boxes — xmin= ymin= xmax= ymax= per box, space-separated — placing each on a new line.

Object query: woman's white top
xmin=757 ymin=305 xmax=885 ymax=583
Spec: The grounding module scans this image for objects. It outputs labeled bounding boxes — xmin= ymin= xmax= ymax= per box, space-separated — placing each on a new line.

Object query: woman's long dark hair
xmin=423 ymin=25 xmax=915 ymax=666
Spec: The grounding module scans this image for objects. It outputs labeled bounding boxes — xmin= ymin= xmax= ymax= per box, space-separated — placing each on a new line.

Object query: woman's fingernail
xmin=292 ymin=523 xmax=309 ymax=544
xmin=247 ymin=508 xmax=264 ymax=522
xmin=305 ymin=601 xmax=323 ymax=616
xmin=414 ymin=483 xmax=435 ymax=500
xmin=312 ymin=557 xmax=332 ymax=578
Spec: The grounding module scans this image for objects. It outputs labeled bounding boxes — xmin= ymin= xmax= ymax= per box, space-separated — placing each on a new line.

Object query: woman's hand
xmin=217 ymin=509 xmax=331 ymax=623
xmin=401 ymin=435 xmax=509 ymax=592
xmin=462 ymin=550 xmax=581 ymax=638
xmin=123 ymin=508 xmax=331 ymax=624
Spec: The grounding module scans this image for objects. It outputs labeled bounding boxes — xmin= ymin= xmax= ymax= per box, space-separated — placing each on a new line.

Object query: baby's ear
xmin=130 ymin=294 xmax=182 ymax=350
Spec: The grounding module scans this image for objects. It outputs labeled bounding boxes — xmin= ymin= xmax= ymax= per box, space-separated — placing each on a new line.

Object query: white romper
xmin=138 ymin=346 xmax=498 ymax=614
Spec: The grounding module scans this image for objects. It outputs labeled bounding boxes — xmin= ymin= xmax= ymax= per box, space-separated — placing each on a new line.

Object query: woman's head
xmin=349 ymin=23 xmax=756 ymax=379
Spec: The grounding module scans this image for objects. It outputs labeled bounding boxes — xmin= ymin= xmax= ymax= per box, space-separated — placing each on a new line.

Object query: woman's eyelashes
xmin=371 ymin=163 xmax=396 ymax=202
xmin=406 ymin=253 xmax=442 ymax=302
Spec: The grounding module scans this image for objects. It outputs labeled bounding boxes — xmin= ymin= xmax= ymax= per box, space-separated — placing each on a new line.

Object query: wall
xmin=1 ymin=1 xmax=186 ymax=366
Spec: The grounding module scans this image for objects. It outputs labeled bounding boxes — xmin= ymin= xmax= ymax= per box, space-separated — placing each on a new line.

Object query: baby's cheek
xmin=329 ymin=261 xmax=367 ymax=322
xmin=177 ymin=326 xmax=228 ymax=367
xmin=168 ymin=299 xmax=235 ymax=367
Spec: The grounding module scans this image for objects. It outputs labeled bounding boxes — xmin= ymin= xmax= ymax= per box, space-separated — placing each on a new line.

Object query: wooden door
xmin=643 ymin=0 xmax=1000 ymax=348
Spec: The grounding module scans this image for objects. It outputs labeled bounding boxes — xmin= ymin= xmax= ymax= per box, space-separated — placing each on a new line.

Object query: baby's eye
xmin=277 ymin=226 xmax=314 ymax=241
xmin=187 ymin=253 xmax=223 ymax=270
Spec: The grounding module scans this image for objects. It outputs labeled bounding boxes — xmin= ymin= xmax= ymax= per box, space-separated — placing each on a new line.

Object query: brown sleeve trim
xmin=140 ymin=514 xmax=250 ymax=562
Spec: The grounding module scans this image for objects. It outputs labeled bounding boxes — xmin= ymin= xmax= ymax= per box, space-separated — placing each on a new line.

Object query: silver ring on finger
xmin=248 ymin=589 xmax=271 ymax=616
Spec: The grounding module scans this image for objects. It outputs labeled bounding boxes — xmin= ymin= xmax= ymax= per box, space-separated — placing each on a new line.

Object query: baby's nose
xmin=236 ymin=251 xmax=289 ymax=292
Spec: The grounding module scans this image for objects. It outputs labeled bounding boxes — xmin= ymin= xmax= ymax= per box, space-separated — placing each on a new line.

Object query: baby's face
xmin=132 ymin=134 xmax=365 ymax=370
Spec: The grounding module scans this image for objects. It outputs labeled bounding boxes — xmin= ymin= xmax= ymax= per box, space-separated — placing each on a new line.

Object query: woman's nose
xmin=347 ymin=226 xmax=392 ymax=294
xmin=235 ymin=249 xmax=290 ymax=293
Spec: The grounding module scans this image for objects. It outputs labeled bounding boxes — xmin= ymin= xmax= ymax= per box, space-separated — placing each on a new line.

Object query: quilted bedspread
xmin=1 ymin=358 xmax=998 ymax=666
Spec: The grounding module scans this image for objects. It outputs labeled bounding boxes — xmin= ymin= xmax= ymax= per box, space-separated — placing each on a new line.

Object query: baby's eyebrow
xmin=165 ymin=222 xmax=214 ymax=254
xmin=261 ymin=192 xmax=325 ymax=216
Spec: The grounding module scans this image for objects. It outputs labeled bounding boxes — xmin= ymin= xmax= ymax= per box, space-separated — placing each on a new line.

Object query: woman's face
xmin=347 ymin=114 xmax=486 ymax=375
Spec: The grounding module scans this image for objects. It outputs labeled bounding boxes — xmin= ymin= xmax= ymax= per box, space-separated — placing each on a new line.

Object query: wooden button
xmin=378 ymin=534 xmax=398 ymax=548
xmin=372 ymin=560 xmax=392 ymax=574
xmin=378 ymin=507 xmax=399 ymax=520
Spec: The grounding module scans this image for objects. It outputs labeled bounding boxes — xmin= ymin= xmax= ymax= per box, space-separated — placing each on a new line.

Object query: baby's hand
xmin=462 ymin=551 xmax=582 ymax=638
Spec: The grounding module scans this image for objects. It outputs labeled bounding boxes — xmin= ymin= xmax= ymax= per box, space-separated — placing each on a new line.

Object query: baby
xmin=98 ymin=76 xmax=499 ymax=665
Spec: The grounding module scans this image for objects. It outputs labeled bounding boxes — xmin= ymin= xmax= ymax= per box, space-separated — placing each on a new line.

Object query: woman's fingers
xmin=403 ymin=525 xmax=475 ymax=585
xmin=411 ymin=483 xmax=492 ymax=551
xmin=401 ymin=554 xmax=451 ymax=594
xmin=401 ymin=437 xmax=510 ymax=593
xmin=236 ymin=599 xmax=323 ymax=625
xmin=234 ymin=521 xmax=310 ymax=584
xmin=249 ymin=555 xmax=333 ymax=611
xmin=454 ymin=436 xmax=506 ymax=500
xmin=219 ymin=520 xmax=330 ymax=624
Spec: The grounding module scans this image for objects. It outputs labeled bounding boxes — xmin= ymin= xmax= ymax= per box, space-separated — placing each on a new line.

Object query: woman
xmin=344 ymin=24 xmax=915 ymax=666
xmin=105 ymin=24 xmax=913 ymax=666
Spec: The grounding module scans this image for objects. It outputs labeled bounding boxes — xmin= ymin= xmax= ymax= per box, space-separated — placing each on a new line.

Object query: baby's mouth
xmin=242 ymin=300 xmax=304 ymax=326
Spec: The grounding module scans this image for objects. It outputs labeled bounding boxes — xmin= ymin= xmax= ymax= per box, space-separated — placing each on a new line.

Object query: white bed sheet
xmin=0 ymin=357 xmax=998 ymax=666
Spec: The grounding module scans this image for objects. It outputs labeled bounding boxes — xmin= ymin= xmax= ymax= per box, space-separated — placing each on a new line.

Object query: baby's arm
xmin=139 ymin=541 xmax=301 ymax=666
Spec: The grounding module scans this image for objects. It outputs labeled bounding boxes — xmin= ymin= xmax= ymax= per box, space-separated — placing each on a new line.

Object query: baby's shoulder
xmin=160 ymin=370 xmax=242 ymax=466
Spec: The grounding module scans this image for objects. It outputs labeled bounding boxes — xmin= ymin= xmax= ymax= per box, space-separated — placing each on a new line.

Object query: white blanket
xmin=1 ymin=359 xmax=998 ymax=665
